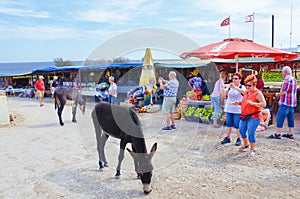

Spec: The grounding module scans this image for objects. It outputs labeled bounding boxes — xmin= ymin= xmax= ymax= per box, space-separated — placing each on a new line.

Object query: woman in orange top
xmin=232 ymin=75 xmax=266 ymax=157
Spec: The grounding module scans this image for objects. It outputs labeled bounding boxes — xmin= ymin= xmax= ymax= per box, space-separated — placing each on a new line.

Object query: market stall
xmin=180 ymin=91 xmax=226 ymax=125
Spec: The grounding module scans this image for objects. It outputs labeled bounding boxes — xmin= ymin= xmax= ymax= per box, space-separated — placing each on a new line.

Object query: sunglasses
xmin=232 ymin=77 xmax=240 ymax=80
xmin=245 ymin=84 xmax=253 ymax=88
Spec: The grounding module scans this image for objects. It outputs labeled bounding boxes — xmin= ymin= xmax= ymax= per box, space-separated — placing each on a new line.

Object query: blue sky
xmin=0 ymin=0 xmax=299 ymax=62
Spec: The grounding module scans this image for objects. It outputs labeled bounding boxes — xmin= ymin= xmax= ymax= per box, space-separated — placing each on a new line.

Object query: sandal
xmin=282 ymin=134 xmax=294 ymax=139
xmin=247 ymin=150 xmax=255 ymax=157
xmin=268 ymin=134 xmax=281 ymax=139
xmin=213 ymin=125 xmax=220 ymax=128
xmin=239 ymin=145 xmax=249 ymax=152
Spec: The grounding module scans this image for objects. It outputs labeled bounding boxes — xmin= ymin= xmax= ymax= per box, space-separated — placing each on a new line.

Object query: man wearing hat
xmin=34 ymin=76 xmax=45 ymax=107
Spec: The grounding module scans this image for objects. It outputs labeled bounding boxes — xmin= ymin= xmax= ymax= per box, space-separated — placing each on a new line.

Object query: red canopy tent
xmin=180 ymin=38 xmax=298 ymax=72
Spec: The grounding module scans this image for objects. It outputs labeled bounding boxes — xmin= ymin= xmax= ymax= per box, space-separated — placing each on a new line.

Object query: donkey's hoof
xmin=137 ymin=173 xmax=141 ymax=179
xmin=144 ymin=189 xmax=152 ymax=194
xmin=115 ymin=171 xmax=121 ymax=178
xmin=72 ymin=119 xmax=77 ymax=123
xmin=60 ymin=122 xmax=64 ymax=126
xmin=104 ymin=163 xmax=109 ymax=167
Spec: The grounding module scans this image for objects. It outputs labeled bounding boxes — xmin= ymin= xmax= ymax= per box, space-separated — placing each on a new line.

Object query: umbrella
xmin=139 ymin=48 xmax=156 ymax=86
xmin=180 ymin=38 xmax=298 ymax=72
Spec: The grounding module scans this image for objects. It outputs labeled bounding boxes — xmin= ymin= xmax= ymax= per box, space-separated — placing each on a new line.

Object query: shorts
xmin=162 ymin=97 xmax=176 ymax=114
xmin=276 ymin=104 xmax=295 ymax=128
xmin=50 ymin=87 xmax=56 ymax=94
xmin=225 ymin=112 xmax=240 ymax=129
xmin=36 ymin=90 xmax=44 ymax=98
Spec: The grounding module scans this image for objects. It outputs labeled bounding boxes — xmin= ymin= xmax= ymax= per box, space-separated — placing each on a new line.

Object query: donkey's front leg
xmin=134 ymin=159 xmax=141 ymax=178
xmin=131 ymin=145 xmax=141 ymax=178
xmin=98 ymin=133 xmax=109 ymax=169
xmin=92 ymin=110 xmax=109 ymax=170
xmin=72 ymin=104 xmax=77 ymax=123
xmin=116 ymin=139 xmax=127 ymax=178
xmin=115 ymin=148 xmax=125 ymax=178
xmin=58 ymin=104 xmax=65 ymax=126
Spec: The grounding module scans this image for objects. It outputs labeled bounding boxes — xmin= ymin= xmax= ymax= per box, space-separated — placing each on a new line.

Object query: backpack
xmin=227 ymin=84 xmax=244 ymax=97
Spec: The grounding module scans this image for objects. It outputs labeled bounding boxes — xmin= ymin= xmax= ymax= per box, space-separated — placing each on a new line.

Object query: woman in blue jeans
xmin=210 ymin=70 xmax=227 ymax=128
xmin=233 ymin=75 xmax=266 ymax=157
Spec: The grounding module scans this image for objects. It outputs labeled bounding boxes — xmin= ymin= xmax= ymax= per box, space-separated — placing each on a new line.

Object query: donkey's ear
xmin=149 ymin=143 xmax=157 ymax=158
xmin=127 ymin=148 xmax=137 ymax=159
xmin=150 ymin=143 xmax=158 ymax=152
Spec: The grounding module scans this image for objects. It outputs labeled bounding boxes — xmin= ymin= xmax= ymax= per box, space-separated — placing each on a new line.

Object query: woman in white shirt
xmin=108 ymin=76 xmax=117 ymax=104
xmin=221 ymin=73 xmax=245 ymax=146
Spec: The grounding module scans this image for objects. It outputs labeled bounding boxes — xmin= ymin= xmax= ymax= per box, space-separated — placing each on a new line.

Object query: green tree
xmin=53 ymin=57 xmax=74 ymax=67
xmin=112 ymin=57 xmax=129 ymax=63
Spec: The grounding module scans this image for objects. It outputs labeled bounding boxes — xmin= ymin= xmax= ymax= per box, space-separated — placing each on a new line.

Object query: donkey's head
xmin=75 ymin=91 xmax=85 ymax=114
xmin=127 ymin=143 xmax=157 ymax=194
xmin=71 ymin=89 xmax=86 ymax=114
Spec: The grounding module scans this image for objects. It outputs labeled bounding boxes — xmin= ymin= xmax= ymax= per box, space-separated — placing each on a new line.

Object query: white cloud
xmin=76 ymin=0 xmax=162 ymax=24
xmin=0 ymin=1 xmax=51 ymax=18
xmin=0 ymin=24 xmax=77 ymax=40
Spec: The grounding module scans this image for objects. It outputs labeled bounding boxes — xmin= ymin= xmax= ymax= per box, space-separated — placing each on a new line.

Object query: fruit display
xmin=200 ymin=106 xmax=213 ymax=124
xmin=184 ymin=106 xmax=196 ymax=117
xmin=137 ymin=104 xmax=157 ymax=113
xmin=262 ymin=71 xmax=283 ymax=82
xmin=201 ymin=107 xmax=213 ymax=118
xmin=186 ymin=91 xmax=197 ymax=100
xmin=202 ymin=94 xmax=210 ymax=101
xmin=183 ymin=102 xmax=226 ymax=125
xmin=193 ymin=107 xmax=204 ymax=117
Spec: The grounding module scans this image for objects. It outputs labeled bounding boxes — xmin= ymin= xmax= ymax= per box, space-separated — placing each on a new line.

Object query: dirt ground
xmin=0 ymin=97 xmax=299 ymax=199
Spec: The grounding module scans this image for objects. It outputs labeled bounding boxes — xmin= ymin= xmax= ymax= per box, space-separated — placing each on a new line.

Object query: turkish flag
xmin=245 ymin=14 xmax=253 ymax=23
xmin=220 ymin=17 xmax=230 ymax=27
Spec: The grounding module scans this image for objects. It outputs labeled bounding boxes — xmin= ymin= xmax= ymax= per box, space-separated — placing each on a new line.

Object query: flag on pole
xmin=220 ymin=16 xmax=230 ymax=27
xmin=245 ymin=14 xmax=254 ymax=23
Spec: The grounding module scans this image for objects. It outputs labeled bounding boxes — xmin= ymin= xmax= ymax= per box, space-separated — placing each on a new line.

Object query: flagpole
xmin=290 ymin=3 xmax=293 ymax=48
xmin=229 ymin=16 xmax=231 ymax=38
xmin=252 ymin=12 xmax=255 ymax=41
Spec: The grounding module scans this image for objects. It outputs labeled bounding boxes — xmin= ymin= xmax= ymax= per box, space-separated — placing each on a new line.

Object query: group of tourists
xmin=159 ymin=66 xmax=297 ymax=158
xmin=210 ymin=66 xmax=297 ymax=157
xmin=32 ymin=66 xmax=297 ymax=158
xmin=33 ymin=74 xmax=118 ymax=107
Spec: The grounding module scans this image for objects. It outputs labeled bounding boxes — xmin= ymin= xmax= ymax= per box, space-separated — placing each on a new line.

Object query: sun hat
xmin=53 ymin=76 xmax=58 ymax=80
xmin=39 ymin=76 xmax=44 ymax=79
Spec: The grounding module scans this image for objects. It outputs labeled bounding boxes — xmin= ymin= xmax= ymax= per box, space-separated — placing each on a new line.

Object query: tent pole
xmin=235 ymin=55 xmax=239 ymax=73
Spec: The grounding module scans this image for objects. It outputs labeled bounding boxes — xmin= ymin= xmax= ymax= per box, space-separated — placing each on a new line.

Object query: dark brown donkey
xmin=92 ymin=102 xmax=157 ymax=194
xmin=54 ymin=87 xmax=86 ymax=126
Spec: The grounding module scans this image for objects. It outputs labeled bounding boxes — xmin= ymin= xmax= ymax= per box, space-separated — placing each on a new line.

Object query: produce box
xmin=184 ymin=105 xmax=197 ymax=121
xmin=183 ymin=103 xmax=207 ymax=122
xmin=200 ymin=105 xmax=213 ymax=124
xmin=186 ymin=91 xmax=197 ymax=101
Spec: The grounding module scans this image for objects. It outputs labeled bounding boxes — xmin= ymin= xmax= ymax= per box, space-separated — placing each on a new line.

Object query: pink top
xmin=210 ymin=78 xmax=224 ymax=97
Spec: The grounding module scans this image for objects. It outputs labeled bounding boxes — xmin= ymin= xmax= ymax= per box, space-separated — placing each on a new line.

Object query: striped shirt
xmin=279 ymin=75 xmax=298 ymax=107
xmin=163 ymin=78 xmax=179 ymax=97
